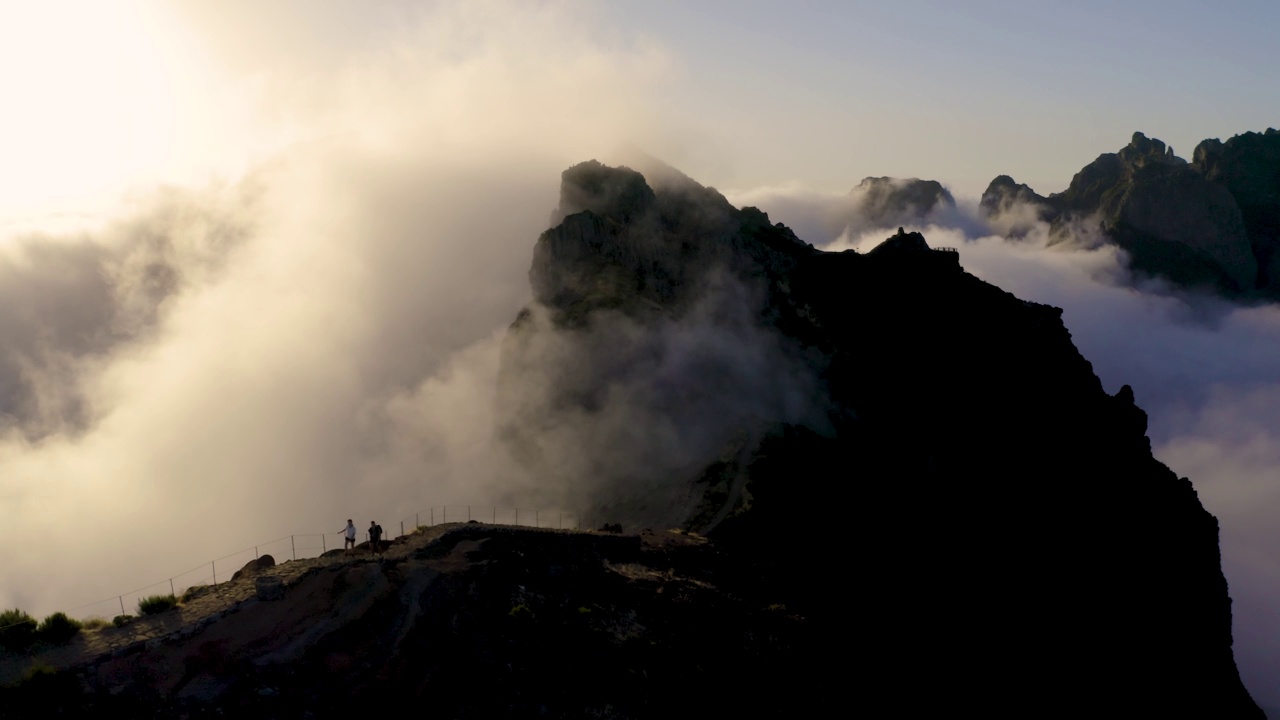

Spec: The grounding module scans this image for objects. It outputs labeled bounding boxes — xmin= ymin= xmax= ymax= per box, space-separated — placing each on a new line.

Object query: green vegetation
xmin=137 ymin=594 xmax=178 ymax=615
xmin=112 ymin=614 xmax=134 ymax=628
xmin=80 ymin=617 xmax=109 ymax=630
xmin=35 ymin=612 xmax=82 ymax=645
xmin=0 ymin=609 xmax=37 ymax=651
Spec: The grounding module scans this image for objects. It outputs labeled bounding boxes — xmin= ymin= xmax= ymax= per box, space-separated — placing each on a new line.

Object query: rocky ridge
xmin=981 ymin=129 xmax=1280 ymax=298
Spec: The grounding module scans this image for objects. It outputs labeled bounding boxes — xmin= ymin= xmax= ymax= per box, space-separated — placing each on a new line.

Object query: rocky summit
xmin=852 ymin=175 xmax=956 ymax=227
xmin=498 ymin=160 xmax=1263 ymax=716
xmin=981 ymin=129 xmax=1280 ymax=300
xmin=1 ymin=159 xmax=1264 ymax=717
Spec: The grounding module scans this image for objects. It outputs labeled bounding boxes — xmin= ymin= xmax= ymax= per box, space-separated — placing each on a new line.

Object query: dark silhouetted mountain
xmin=497 ymin=160 xmax=1263 ymax=716
xmin=982 ymin=130 xmax=1280 ymax=300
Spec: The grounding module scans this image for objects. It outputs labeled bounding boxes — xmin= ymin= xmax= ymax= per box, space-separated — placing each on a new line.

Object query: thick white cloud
xmin=0 ymin=0 xmax=669 ymax=618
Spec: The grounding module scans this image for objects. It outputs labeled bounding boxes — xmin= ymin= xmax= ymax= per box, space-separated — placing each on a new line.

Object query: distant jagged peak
xmin=552 ymin=152 xmax=737 ymax=229
xmin=1117 ymin=131 xmax=1186 ymax=169
xmin=853 ymin=176 xmax=955 ymax=204
xmin=850 ymin=176 xmax=955 ymax=227
xmin=980 ymin=174 xmax=1049 ymax=217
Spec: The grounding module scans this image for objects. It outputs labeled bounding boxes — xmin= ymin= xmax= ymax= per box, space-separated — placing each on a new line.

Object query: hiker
xmin=369 ymin=521 xmax=383 ymax=554
xmin=342 ymin=519 xmax=357 ymax=551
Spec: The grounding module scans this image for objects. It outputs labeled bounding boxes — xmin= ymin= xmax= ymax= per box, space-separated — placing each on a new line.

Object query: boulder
xmin=231 ymin=554 xmax=275 ymax=582
xmin=254 ymin=576 xmax=285 ymax=601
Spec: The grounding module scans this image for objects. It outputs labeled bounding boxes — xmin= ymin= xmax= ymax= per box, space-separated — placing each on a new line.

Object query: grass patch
xmin=112 ymin=615 xmax=134 ymax=628
xmin=137 ymin=594 xmax=178 ymax=616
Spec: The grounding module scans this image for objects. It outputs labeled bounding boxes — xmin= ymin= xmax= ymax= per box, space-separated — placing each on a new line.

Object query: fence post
xmin=212 ymin=561 xmax=217 ymax=585
xmin=255 ymin=546 xmax=259 ymax=559
xmin=443 ymin=507 xmax=447 ymax=523
xmin=322 ymin=534 xmax=326 ymax=553
xmin=401 ymin=521 xmax=405 ymax=537
xmin=492 ymin=506 xmax=496 ymax=523
xmin=170 ymin=579 xmax=175 ymax=596
xmin=430 ymin=507 xmax=434 ymax=525
xmin=416 ymin=512 xmax=420 ymax=528
xmin=468 ymin=505 xmax=471 ymax=521
xmin=119 ymin=596 xmax=125 ymax=615
xmin=515 ymin=508 xmax=519 ymax=525
xmin=291 ymin=536 xmax=296 ymax=561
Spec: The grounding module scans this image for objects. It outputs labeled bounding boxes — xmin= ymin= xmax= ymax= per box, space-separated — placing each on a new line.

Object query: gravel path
xmin=0 ymin=524 xmax=455 ymax=684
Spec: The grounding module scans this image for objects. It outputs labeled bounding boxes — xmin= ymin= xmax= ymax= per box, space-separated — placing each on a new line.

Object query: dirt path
xmin=0 ymin=524 xmax=455 ymax=685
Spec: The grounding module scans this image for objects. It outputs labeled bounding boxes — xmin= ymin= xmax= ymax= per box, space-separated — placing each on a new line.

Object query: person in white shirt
xmin=341 ymin=519 xmax=357 ymax=551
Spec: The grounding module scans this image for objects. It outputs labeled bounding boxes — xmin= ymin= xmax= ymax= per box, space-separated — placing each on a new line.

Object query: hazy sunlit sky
xmin=1 ymin=0 xmax=1278 ymax=708
xmin=3 ymin=0 xmax=1277 ymax=225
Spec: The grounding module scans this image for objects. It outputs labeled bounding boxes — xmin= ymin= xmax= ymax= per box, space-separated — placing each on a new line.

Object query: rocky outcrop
xmin=980 ymin=174 xmax=1051 ymax=217
xmin=229 ymin=555 xmax=275 ymax=582
xmin=253 ymin=576 xmax=284 ymax=601
xmin=981 ymin=130 xmax=1280 ymax=300
xmin=1192 ymin=129 xmax=1280 ymax=289
xmin=852 ymin=176 xmax=955 ymax=227
xmin=496 ymin=161 xmax=1262 ymax=715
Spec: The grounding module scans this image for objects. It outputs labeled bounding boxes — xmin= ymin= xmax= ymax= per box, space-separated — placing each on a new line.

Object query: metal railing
xmin=2 ymin=504 xmax=582 ymax=625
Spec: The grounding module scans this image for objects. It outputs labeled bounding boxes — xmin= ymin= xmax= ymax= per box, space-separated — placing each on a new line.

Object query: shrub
xmin=0 ymin=609 xmax=37 ymax=651
xmin=112 ymin=615 xmax=134 ymax=628
xmin=137 ymin=594 xmax=178 ymax=615
xmin=80 ymin=617 xmax=109 ymax=630
xmin=36 ymin=612 xmax=82 ymax=644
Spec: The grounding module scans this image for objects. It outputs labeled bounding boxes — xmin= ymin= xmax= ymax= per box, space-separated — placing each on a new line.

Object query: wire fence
xmin=1 ymin=504 xmax=584 ymax=630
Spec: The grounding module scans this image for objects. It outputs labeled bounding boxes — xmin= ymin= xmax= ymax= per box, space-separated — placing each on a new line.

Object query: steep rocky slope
xmin=981 ymin=129 xmax=1280 ymax=299
xmin=498 ymin=160 xmax=1262 ymax=715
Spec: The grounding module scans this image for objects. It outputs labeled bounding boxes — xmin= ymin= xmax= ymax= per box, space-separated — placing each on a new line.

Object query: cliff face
xmin=1193 ymin=129 xmax=1280 ymax=289
xmin=981 ymin=130 xmax=1280 ymax=300
xmin=498 ymin=161 xmax=1262 ymax=715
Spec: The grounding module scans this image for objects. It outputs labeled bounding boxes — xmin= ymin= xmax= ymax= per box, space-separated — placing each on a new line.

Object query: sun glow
xmin=0 ymin=2 xmax=203 ymax=233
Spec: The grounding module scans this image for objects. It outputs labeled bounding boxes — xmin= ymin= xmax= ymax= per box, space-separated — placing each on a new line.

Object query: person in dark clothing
xmin=369 ymin=521 xmax=383 ymax=553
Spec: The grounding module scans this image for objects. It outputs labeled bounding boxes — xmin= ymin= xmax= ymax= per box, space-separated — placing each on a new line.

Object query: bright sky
xmin=0 ymin=0 xmax=1278 ymax=707
xmin=601 ymin=0 xmax=1280 ymax=195
xmin=2 ymin=0 xmax=1276 ymax=230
